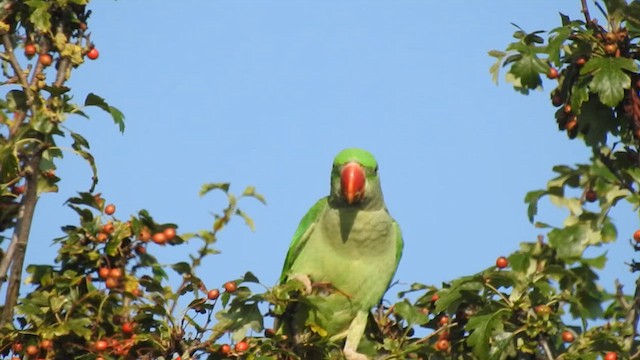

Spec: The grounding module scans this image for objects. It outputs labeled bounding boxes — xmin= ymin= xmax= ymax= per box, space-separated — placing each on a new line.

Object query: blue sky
xmin=25 ymin=1 xmax=637 ymax=307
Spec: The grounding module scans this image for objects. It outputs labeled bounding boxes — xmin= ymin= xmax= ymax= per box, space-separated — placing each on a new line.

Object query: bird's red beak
xmin=341 ymin=162 xmax=366 ymax=204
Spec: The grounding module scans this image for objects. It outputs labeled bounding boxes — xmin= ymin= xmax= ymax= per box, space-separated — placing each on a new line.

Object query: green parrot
xmin=279 ymin=148 xmax=404 ymax=360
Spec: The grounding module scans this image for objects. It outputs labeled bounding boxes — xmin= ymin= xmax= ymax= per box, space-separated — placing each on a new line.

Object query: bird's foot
xmin=344 ymin=348 xmax=369 ymax=360
xmin=290 ymin=274 xmax=313 ymax=295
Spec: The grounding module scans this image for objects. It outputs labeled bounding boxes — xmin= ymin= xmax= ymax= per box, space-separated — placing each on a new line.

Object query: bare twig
xmin=581 ymin=0 xmax=592 ymax=24
xmin=539 ymin=336 xmax=555 ymax=360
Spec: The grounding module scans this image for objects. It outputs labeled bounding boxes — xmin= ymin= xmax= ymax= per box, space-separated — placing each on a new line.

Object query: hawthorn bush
xmin=2 ymin=0 xmax=640 ymax=359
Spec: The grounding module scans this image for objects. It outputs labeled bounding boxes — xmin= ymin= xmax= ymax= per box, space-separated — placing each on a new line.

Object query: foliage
xmin=2 ymin=0 xmax=640 ymax=360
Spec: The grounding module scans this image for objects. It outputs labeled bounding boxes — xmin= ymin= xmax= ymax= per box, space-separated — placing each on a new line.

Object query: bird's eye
xmin=374 ymin=165 xmax=379 ymax=173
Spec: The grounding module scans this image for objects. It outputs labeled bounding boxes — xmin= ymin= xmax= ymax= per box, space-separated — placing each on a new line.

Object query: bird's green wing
xmin=279 ymin=198 xmax=328 ymax=284
xmin=393 ymin=221 xmax=404 ymax=268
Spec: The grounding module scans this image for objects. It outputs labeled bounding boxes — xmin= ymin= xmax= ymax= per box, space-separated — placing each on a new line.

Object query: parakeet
xmin=279 ymin=148 xmax=403 ymax=360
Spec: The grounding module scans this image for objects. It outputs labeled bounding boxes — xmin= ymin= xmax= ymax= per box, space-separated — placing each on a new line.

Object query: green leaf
xmin=199 ymin=182 xmax=230 ymax=197
xmin=242 ymin=186 xmax=267 ymax=204
xmin=26 ymin=0 xmax=51 ymax=32
xmin=508 ymin=52 xmax=548 ymax=89
xmin=466 ymin=309 xmax=509 ymax=359
xmin=488 ymin=50 xmax=506 ymax=84
xmin=578 ymin=95 xmax=617 ymax=147
xmin=547 ymin=225 xmax=586 ymax=260
xmin=235 ymin=208 xmax=255 ymax=232
xmin=171 ymin=262 xmax=192 ymax=275
xmin=84 ymin=93 xmax=125 ymax=132
xmin=524 ymin=190 xmax=546 ymax=222
xmin=580 ymin=57 xmax=637 ymax=107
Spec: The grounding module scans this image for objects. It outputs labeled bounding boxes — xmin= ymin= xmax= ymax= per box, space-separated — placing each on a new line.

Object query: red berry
xmin=576 ymin=57 xmax=587 ymax=66
xmin=135 ymin=245 xmax=146 ymax=255
xmin=24 ymin=44 xmax=36 ymax=58
xmin=87 ymin=47 xmax=99 ymax=60
xmin=11 ymin=185 xmax=25 ymax=195
xmin=207 ymin=289 xmax=220 ymax=300
xmin=94 ymin=340 xmax=108 ymax=352
xmin=633 ymin=229 xmax=640 ymax=243
xmin=163 ymin=227 xmax=176 ymax=240
xmin=152 ymin=232 xmax=167 ymax=245
xmin=431 ymin=293 xmax=440 ymax=302
xmin=224 ymin=281 xmax=237 ymax=293
xmin=495 ymin=256 xmax=509 ymax=269
xmin=551 ymin=95 xmax=564 ymax=107
xmin=561 ymin=330 xmax=575 ymax=343
xmin=98 ymin=267 xmax=110 ymax=279
xmin=122 ymin=322 xmax=135 ymax=334
xmin=11 ymin=343 xmax=23 ymax=353
xmin=104 ymin=204 xmax=116 ymax=215
xmin=438 ymin=315 xmax=449 ymax=327
xmin=435 ymin=339 xmax=450 ymax=352
xmin=38 ymin=53 xmax=52 ymax=66
xmin=585 ymin=190 xmax=597 ymax=203
xmin=234 ymin=341 xmax=249 ymax=352
xmin=219 ymin=344 xmax=231 ymax=355
xmin=604 ymin=352 xmax=618 ymax=360
xmin=547 ymin=67 xmax=559 ymax=79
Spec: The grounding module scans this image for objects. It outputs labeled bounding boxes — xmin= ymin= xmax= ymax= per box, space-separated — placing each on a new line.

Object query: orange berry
xmin=38 ymin=53 xmax=52 ymax=66
xmin=98 ymin=267 xmax=110 ymax=279
xmin=94 ymin=340 xmax=108 ymax=352
xmin=138 ymin=228 xmax=151 ymax=242
xmin=39 ymin=339 xmax=52 ymax=350
xmin=152 ymin=232 xmax=167 ymax=245
xmin=104 ymin=204 xmax=116 ymax=215
xmin=207 ymin=289 xmax=220 ymax=300
xmin=105 ymin=277 xmax=118 ymax=289
xmin=224 ymin=281 xmax=237 ymax=293
xmin=235 ymin=341 xmax=249 ymax=352
xmin=547 ymin=67 xmax=559 ymax=79
xmin=163 ymin=227 xmax=176 ymax=240
xmin=561 ymin=330 xmax=575 ymax=343
xmin=634 ymin=229 xmax=640 ymax=243
xmin=25 ymin=345 xmax=38 ymax=356
xmin=24 ymin=44 xmax=36 ymax=57
xmin=438 ymin=315 xmax=449 ymax=327
xmin=219 ymin=344 xmax=231 ymax=355
xmin=435 ymin=339 xmax=450 ymax=352
xmin=109 ymin=268 xmax=123 ymax=279
xmin=96 ymin=232 xmax=108 ymax=243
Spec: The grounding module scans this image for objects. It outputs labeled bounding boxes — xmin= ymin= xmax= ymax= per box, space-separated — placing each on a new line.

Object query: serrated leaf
xmin=580 ymin=57 xmax=637 ymax=107
xmin=26 ymin=0 xmax=51 ymax=32
xmin=466 ymin=309 xmax=508 ymax=359
xmin=508 ymin=53 xmax=548 ymax=89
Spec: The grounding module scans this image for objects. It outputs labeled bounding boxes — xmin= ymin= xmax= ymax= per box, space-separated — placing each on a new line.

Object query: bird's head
xmin=330 ymin=148 xmax=383 ymax=209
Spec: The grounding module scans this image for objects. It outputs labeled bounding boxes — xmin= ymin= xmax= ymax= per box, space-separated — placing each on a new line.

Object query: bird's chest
xmin=296 ymin=209 xmax=395 ymax=285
